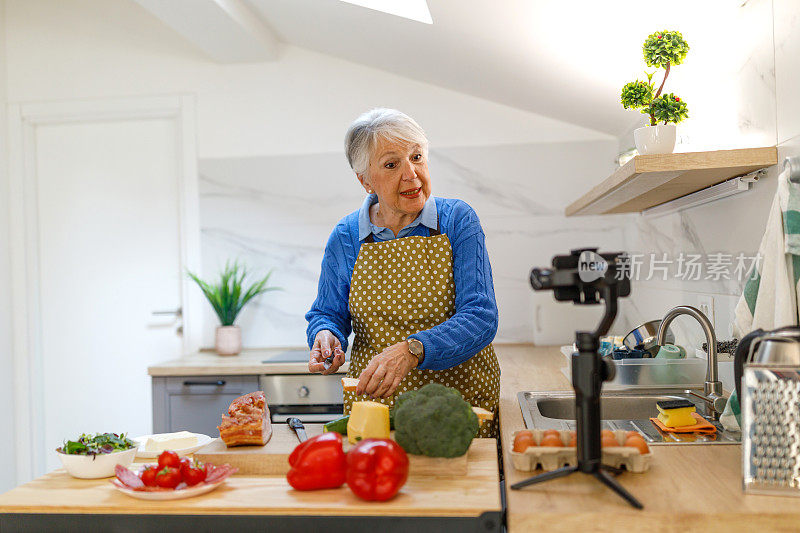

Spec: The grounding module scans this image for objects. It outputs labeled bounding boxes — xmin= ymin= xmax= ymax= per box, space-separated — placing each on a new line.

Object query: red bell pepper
xmin=286 ymin=432 xmax=346 ymax=491
xmin=346 ymin=438 xmax=409 ymax=501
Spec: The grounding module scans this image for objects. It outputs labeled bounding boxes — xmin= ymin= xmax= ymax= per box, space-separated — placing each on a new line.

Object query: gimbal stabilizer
xmin=510 ymin=248 xmax=643 ymax=510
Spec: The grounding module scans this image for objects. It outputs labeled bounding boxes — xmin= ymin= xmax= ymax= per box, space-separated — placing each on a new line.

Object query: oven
xmin=259 ymin=350 xmax=346 ymax=424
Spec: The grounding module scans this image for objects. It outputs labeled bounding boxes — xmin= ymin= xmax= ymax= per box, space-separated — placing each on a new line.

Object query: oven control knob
xmin=298 ymin=385 xmax=310 ymax=398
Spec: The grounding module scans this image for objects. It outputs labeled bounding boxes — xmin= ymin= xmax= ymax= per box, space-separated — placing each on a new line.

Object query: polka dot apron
xmin=343 ymin=227 xmax=500 ymax=438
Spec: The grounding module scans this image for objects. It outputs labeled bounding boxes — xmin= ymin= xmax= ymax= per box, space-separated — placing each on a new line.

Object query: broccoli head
xmin=392 ymin=383 xmax=479 ymax=458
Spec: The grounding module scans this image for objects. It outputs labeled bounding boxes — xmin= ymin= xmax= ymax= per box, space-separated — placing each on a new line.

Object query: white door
xmin=11 ymin=99 xmax=200 ymax=476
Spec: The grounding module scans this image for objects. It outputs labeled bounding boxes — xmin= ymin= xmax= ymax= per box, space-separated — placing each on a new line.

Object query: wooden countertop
xmin=9 ymin=343 xmax=800 ymax=529
xmin=147 ymin=348 xmax=349 ymax=376
xmin=497 ymin=345 xmax=800 ymax=532
xmin=0 ymin=435 xmax=499 ymax=519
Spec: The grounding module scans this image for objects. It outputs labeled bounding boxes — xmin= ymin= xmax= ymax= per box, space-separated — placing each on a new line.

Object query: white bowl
xmin=56 ymin=447 xmax=138 ymax=479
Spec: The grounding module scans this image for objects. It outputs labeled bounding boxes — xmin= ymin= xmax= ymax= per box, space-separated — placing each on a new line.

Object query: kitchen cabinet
xmin=152 ymin=375 xmax=259 ymax=436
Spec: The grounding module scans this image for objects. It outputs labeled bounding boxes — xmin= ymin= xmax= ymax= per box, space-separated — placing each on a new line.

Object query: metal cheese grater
xmin=742 ymin=366 xmax=800 ymax=495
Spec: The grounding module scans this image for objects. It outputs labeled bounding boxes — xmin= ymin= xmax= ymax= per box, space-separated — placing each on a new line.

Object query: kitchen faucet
xmin=656 ymin=305 xmax=727 ymax=418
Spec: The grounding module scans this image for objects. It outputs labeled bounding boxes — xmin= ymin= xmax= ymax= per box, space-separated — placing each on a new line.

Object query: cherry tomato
xmin=157 ymin=450 xmax=181 ymax=470
xmin=180 ymin=459 xmax=207 ymax=486
xmin=140 ymin=466 xmax=158 ymax=487
xmin=155 ymin=466 xmax=182 ymax=489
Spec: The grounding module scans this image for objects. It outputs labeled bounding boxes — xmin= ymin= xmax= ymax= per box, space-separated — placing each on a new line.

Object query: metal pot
xmin=623 ymin=320 xmax=675 ymax=352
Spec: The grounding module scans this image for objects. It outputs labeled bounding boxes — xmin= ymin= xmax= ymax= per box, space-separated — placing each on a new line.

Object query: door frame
xmin=8 ymin=95 xmax=203 ymax=483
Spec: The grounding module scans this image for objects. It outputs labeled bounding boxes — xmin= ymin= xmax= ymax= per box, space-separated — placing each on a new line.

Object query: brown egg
xmin=624 ymin=435 xmax=650 ymax=454
xmin=568 ymin=433 xmax=577 ymax=447
xmin=539 ymin=434 xmax=563 ymax=447
xmin=601 ymin=435 xmax=619 ymax=448
xmin=542 ymin=429 xmax=560 ymax=438
xmin=625 ymin=431 xmax=641 ymax=439
xmin=600 ymin=429 xmax=615 ymax=440
xmin=513 ymin=431 xmax=535 ymax=453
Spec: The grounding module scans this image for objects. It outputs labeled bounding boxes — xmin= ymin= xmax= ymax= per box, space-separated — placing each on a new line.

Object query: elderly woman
xmin=305 ymin=108 xmax=500 ymax=436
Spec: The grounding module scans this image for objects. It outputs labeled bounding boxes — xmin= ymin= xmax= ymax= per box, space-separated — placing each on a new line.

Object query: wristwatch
xmin=407 ymin=338 xmax=425 ymax=365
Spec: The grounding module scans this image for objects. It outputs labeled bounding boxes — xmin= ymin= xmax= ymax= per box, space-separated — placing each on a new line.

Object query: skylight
xmin=338 ymin=0 xmax=433 ymax=24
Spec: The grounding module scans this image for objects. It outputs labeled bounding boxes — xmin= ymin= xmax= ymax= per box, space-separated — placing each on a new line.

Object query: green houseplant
xmin=620 ymin=30 xmax=690 ymax=155
xmin=188 ymin=261 xmax=279 ymax=355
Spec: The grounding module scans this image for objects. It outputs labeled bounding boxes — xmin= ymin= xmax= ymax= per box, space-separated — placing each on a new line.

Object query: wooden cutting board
xmin=193 ymin=424 xmax=469 ymax=476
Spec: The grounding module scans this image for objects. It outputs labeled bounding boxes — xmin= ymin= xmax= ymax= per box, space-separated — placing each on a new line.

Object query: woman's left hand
xmin=357 ymin=341 xmax=418 ymax=399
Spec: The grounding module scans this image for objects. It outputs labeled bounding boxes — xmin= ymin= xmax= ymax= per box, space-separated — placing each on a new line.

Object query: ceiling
xmin=134 ymin=0 xmax=743 ymax=139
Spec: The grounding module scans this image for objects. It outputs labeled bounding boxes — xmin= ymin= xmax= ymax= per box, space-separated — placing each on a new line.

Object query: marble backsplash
xmin=197 ymin=138 xmax=633 ymax=349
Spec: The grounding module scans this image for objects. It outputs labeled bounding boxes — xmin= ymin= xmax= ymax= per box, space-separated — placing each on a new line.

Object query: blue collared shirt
xmin=358 ymin=193 xmax=439 ymax=240
xmin=305 ymin=196 xmax=499 ymax=371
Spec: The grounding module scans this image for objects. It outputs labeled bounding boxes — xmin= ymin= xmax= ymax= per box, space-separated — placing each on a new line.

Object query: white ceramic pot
xmin=634 ymin=124 xmax=677 ymax=155
xmin=56 ymin=447 xmax=137 ymax=479
xmin=215 ymin=325 xmax=242 ymax=356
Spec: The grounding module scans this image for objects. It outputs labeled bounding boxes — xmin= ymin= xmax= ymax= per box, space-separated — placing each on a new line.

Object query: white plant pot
xmin=634 ymin=124 xmax=677 ymax=155
xmin=215 ymin=325 xmax=242 ymax=356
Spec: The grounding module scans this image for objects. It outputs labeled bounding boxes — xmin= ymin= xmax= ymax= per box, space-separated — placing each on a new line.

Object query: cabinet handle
xmin=182 ymin=380 xmax=226 ymax=386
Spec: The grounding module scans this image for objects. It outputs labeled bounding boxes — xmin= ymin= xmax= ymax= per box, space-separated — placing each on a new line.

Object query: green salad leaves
xmin=58 ymin=433 xmax=136 ymax=457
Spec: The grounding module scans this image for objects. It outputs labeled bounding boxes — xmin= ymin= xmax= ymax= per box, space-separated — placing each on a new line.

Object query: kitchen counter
xmin=5 ymin=344 xmax=799 ymax=531
xmin=498 ymin=345 xmax=800 ymax=532
xmin=147 ymin=348 xmax=349 ymax=376
xmin=0 ymin=428 xmax=500 ymax=532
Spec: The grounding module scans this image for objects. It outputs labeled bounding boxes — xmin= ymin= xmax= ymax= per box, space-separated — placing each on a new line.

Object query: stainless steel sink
xmin=518 ymin=389 xmax=741 ymax=445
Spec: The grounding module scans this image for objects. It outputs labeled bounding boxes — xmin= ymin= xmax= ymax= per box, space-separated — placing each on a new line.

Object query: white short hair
xmin=344 ymin=108 xmax=429 ymax=177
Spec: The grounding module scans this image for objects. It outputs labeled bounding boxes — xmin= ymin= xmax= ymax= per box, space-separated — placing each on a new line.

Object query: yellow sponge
xmin=656 ymin=400 xmax=697 ymax=428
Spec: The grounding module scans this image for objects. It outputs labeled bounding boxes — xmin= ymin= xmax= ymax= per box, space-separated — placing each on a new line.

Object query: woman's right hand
xmin=308 ymin=330 xmax=345 ymax=375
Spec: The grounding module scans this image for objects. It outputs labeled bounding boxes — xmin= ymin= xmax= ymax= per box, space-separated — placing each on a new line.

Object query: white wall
xmin=0 ymin=0 xmax=18 ymax=493
xmin=3 ymin=0 xmax=626 ymax=353
xmin=4 ymin=0 xmax=612 ymax=157
xmin=622 ymin=0 xmax=800 ymax=392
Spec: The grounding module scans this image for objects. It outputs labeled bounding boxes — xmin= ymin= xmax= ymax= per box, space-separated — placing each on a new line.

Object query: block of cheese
xmin=472 ymin=406 xmax=494 ymax=425
xmin=347 ymin=401 xmax=390 ymax=444
xmin=656 ymin=400 xmax=697 ymax=428
xmin=342 ymin=377 xmax=358 ymax=392
xmin=144 ymin=431 xmax=198 ymax=452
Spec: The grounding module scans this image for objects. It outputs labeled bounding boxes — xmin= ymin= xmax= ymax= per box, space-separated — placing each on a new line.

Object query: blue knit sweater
xmin=305 ymin=196 xmax=498 ymax=371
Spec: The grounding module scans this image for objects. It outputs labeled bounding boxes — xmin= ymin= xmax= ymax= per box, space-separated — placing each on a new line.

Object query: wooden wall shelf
xmin=565 ymin=146 xmax=778 ymax=216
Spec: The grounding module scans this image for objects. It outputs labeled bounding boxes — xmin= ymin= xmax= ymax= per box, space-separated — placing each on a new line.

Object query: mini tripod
xmin=511 ymin=248 xmax=643 ymax=510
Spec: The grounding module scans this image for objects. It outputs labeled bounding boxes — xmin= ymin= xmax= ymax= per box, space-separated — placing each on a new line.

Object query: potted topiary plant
xmin=188 ymin=261 xmax=279 ymax=356
xmin=620 ymin=30 xmax=690 ymax=155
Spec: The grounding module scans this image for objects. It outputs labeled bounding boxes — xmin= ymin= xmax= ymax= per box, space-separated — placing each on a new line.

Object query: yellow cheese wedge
xmin=347 ymin=401 xmax=390 ymax=444
xmin=472 ymin=407 xmax=494 ymax=425
xmin=341 ymin=377 xmax=358 ymax=392
xmin=656 ymin=405 xmax=697 ymax=428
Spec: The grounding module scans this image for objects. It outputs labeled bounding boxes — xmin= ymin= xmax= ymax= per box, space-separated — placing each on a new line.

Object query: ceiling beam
xmin=133 ymin=0 xmax=280 ymax=63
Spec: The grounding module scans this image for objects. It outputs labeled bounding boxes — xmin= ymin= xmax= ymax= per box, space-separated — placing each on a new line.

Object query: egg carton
xmin=510 ymin=429 xmax=653 ymax=473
